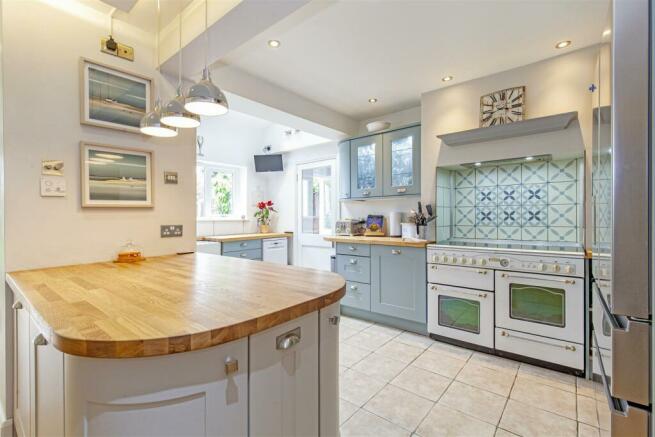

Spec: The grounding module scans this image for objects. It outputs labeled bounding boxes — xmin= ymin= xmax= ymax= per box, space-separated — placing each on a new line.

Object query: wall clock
xmin=480 ymin=86 xmax=525 ymax=127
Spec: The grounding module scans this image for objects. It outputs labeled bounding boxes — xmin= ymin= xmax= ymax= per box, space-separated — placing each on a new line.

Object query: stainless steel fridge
xmin=591 ymin=0 xmax=652 ymax=434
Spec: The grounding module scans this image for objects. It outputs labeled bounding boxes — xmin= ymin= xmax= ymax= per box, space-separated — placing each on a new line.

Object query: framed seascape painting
xmin=80 ymin=58 xmax=153 ymax=133
xmin=81 ymin=142 xmax=153 ymax=208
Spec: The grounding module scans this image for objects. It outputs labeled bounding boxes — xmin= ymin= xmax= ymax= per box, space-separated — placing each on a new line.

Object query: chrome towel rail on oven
xmin=498 ymin=330 xmax=577 ymax=351
xmin=429 ymin=284 xmax=488 ymax=298
xmin=499 ymin=273 xmax=575 ymax=284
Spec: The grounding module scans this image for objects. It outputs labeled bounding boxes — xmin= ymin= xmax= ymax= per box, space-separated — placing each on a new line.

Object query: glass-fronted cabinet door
xmin=350 ymin=134 xmax=383 ymax=198
xmin=383 ymin=126 xmax=421 ymax=196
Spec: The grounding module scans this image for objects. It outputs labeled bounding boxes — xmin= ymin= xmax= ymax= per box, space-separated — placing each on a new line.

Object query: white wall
xmin=421 ymin=46 xmax=598 ymax=245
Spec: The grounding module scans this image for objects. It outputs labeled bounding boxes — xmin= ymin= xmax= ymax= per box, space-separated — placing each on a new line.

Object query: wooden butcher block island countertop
xmin=6 ymin=253 xmax=345 ymax=359
xmin=324 ymin=235 xmax=434 ymax=248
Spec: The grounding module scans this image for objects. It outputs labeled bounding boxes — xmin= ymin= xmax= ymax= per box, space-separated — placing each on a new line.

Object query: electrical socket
xmin=100 ymin=37 xmax=135 ymax=61
xmin=161 ymin=225 xmax=183 ymax=238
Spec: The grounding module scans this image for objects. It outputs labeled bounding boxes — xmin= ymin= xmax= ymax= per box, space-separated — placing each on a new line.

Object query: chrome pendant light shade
xmin=140 ymin=99 xmax=179 ymax=137
xmin=161 ymin=91 xmax=201 ymax=128
xmin=184 ymin=67 xmax=229 ymax=116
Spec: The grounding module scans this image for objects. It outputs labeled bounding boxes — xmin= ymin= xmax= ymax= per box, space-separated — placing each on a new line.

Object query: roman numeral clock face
xmin=480 ymin=86 xmax=525 ymax=127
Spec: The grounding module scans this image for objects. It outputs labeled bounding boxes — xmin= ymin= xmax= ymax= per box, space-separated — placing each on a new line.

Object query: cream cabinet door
xmin=249 ymin=311 xmax=319 ymax=436
xmin=319 ymin=304 xmax=340 ymax=437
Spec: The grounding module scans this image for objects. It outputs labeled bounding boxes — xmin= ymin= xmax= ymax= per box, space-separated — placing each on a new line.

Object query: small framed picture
xmin=80 ymin=142 xmax=153 ymax=208
xmin=80 ymin=58 xmax=153 ymax=133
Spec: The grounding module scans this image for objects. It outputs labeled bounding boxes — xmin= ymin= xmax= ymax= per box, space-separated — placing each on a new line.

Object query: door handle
xmin=12 ymin=301 xmax=23 ymax=310
xmin=477 ymin=270 xmax=488 ymax=275
xmin=478 ymin=293 xmax=488 ymax=298
xmin=276 ymin=327 xmax=301 ymax=350
xmin=350 ymin=285 xmax=359 ymax=291
xmin=391 ymin=249 xmax=401 ymax=255
xmin=500 ymin=273 xmax=575 ymax=284
xmin=240 ymin=242 xmax=248 ymax=247
xmin=349 ymin=258 xmax=358 ymax=265
xmin=224 ymin=356 xmax=239 ymax=375
xmin=348 ymin=246 xmax=357 ymax=251
xmin=240 ymin=253 xmax=248 ymax=258
xmin=33 ymin=333 xmax=47 ymax=346
xmin=328 ymin=315 xmax=340 ymax=326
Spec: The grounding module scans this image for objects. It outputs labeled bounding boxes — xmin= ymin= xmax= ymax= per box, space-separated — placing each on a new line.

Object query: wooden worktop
xmin=6 ymin=253 xmax=345 ymax=359
xmin=198 ymin=232 xmax=292 ymax=242
xmin=324 ymin=235 xmax=434 ymax=248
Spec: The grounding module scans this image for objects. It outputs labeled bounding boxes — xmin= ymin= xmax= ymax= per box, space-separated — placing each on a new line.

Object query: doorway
xmin=296 ymin=159 xmax=336 ymax=270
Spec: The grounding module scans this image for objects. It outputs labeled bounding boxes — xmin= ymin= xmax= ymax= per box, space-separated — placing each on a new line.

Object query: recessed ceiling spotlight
xmin=268 ymin=39 xmax=281 ymax=48
xmin=602 ymin=29 xmax=612 ymax=37
xmin=525 ymin=156 xmax=535 ymax=161
xmin=555 ymin=40 xmax=571 ymax=49
xmin=368 ymin=98 xmax=378 ymax=103
xmin=474 ymin=162 xmax=482 ymax=167
xmin=442 ymin=75 xmax=453 ymax=82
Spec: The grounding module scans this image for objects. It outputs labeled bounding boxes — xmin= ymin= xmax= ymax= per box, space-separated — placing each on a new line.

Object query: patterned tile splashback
xmin=436 ymin=158 xmax=584 ymax=243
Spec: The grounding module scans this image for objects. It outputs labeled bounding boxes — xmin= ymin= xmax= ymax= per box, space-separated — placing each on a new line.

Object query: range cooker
xmin=427 ymin=241 xmax=586 ymax=373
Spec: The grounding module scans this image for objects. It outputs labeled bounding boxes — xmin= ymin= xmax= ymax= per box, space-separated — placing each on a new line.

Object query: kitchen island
xmin=7 ymin=253 xmax=345 ymax=436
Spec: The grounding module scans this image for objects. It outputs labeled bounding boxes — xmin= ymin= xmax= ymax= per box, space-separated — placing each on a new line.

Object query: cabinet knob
xmin=276 ymin=327 xmax=301 ymax=350
xmin=224 ymin=356 xmax=239 ymax=375
xmin=328 ymin=315 xmax=340 ymax=326
xmin=349 ymin=258 xmax=358 ymax=265
xmin=391 ymin=249 xmax=401 ymax=255
xmin=349 ymin=246 xmax=357 ymax=251
xmin=33 ymin=333 xmax=47 ymax=346
xmin=12 ymin=301 xmax=23 ymax=310
xmin=500 ymin=330 xmax=509 ymax=337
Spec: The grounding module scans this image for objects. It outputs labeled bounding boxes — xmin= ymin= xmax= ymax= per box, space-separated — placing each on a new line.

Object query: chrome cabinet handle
xmin=500 ymin=273 xmax=575 ymax=284
xmin=12 ymin=301 xmax=23 ymax=310
xmin=276 ymin=327 xmax=301 ymax=350
xmin=33 ymin=333 xmax=47 ymax=346
xmin=350 ymin=285 xmax=359 ymax=291
xmin=500 ymin=330 xmax=577 ymax=351
xmin=349 ymin=246 xmax=357 ymax=251
xmin=224 ymin=356 xmax=239 ymax=375
xmin=391 ymin=249 xmax=401 ymax=255
xmin=240 ymin=242 xmax=247 ymax=247
xmin=397 ymin=187 xmax=407 ymax=193
xmin=328 ymin=315 xmax=340 ymax=326
xmin=349 ymin=259 xmax=358 ymax=265
xmin=240 ymin=253 xmax=248 ymax=258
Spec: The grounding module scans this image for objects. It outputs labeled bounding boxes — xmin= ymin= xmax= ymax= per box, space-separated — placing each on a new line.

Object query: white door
xmin=296 ymin=160 xmax=336 ymax=270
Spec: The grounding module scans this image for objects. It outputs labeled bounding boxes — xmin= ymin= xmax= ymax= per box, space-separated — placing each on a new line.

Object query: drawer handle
xmin=240 ymin=253 xmax=248 ymax=258
xmin=33 ymin=333 xmax=47 ymax=346
xmin=328 ymin=315 xmax=340 ymax=326
xmin=240 ymin=242 xmax=248 ymax=247
xmin=349 ymin=246 xmax=357 ymax=251
xmin=391 ymin=249 xmax=401 ymax=255
xmin=276 ymin=328 xmax=301 ymax=350
xmin=363 ymin=190 xmax=371 ymax=196
xmin=565 ymin=345 xmax=577 ymax=352
xmin=12 ymin=301 xmax=23 ymax=310
xmin=397 ymin=187 xmax=407 ymax=193
xmin=350 ymin=285 xmax=359 ymax=291
xmin=478 ymin=293 xmax=488 ymax=298
xmin=477 ymin=270 xmax=488 ymax=275
xmin=224 ymin=356 xmax=239 ymax=375
xmin=349 ymin=259 xmax=358 ymax=265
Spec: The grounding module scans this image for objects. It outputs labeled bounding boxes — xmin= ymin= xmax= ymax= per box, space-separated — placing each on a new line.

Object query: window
xmin=196 ymin=162 xmax=246 ymax=219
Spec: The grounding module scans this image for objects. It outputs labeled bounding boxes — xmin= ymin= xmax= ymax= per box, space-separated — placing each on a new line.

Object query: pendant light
xmin=140 ymin=0 xmax=178 ymax=138
xmin=161 ymin=14 xmax=200 ymax=128
xmin=184 ymin=0 xmax=229 ymax=116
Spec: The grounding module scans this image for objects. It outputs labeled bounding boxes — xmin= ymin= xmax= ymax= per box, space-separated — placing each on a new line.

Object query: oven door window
xmin=438 ymin=295 xmax=480 ymax=334
xmin=509 ymin=283 xmax=565 ymax=327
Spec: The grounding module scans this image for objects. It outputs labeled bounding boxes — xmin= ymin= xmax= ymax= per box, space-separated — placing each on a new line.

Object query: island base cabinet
xmin=319 ymin=303 xmax=340 ymax=437
xmin=249 ymin=311 xmax=319 ymax=436
xmin=64 ymin=338 xmax=248 ymax=437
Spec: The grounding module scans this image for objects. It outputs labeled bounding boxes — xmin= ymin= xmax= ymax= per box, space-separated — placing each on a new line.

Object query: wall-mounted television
xmin=254 ymin=154 xmax=283 ymax=172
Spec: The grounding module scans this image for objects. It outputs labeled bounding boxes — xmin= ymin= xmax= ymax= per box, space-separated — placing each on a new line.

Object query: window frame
xmin=196 ymin=160 xmax=247 ymax=220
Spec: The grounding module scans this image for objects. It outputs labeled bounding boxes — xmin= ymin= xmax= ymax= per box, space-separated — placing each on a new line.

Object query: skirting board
xmin=340 ymin=306 xmax=427 ymax=334
xmin=1 ymin=419 xmax=12 ymax=437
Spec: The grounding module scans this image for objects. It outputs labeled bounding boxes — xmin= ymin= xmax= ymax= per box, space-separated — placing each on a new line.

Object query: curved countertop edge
xmin=6 ymin=254 xmax=345 ymax=359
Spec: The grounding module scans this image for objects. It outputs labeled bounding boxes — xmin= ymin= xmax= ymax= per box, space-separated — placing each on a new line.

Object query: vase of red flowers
xmin=255 ymin=200 xmax=276 ymax=233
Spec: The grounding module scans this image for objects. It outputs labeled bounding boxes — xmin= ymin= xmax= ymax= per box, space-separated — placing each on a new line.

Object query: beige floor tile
xmin=455 ymin=362 xmax=516 ymax=397
xmin=364 ymin=385 xmax=434 ymax=431
xmin=468 ymin=352 xmax=519 ymax=375
xmin=439 ymin=381 xmax=507 ymax=425
xmin=340 ymin=398 xmax=359 ymax=425
xmin=340 ymin=365 xmax=348 ymax=375
xmin=341 ymin=316 xmax=374 ymax=332
xmin=340 ymin=368 xmax=386 ymax=407
xmin=428 ymin=341 xmax=473 ymax=361
xmin=340 ymin=342 xmax=372 ymax=367
xmin=376 ymin=340 xmax=424 ymax=364
xmin=396 ymin=331 xmax=435 ymax=350
xmin=600 ymin=428 xmax=611 ymax=437
xmin=578 ymin=423 xmax=601 ymax=437
xmin=416 ymin=404 xmax=496 ymax=437
xmin=413 ymin=349 xmax=467 ymax=378
xmin=577 ymin=394 xmax=599 ymax=427
xmin=499 ymin=399 xmax=577 ymax=437
xmin=340 ymin=325 xmax=361 ymax=342
xmin=391 ymin=365 xmax=452 ymax=402
xmin=341 ymin=409 xmax=411 ymax=437
xmin=366 ymin=323 xmax=403 ymax=337
xmin=495 ymin=428 xmax=519 ymax=437
xmin=517 ymin=363 xmax=576 ymax=393
xmin=352 ymin=352 xmax=408 ymax=382
xmin=596 ymin=400 xmax=611 ymax=431
xmin=577 ymin=377 xmax=603 ymax=399
xmin=511 ymin=376 xmax=577 ymax=420
xmin=345 ymin=329 xmax=396 ymax=351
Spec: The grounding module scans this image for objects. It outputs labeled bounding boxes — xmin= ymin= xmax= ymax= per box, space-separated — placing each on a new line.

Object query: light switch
xmin=40 ymin=176 xmax=66 ymax=197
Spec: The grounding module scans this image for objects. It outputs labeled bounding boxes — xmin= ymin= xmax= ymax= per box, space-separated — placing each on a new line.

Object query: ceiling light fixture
xmin=161 ymin=13 xmax=200 ymax=128
xmin=602 ymin=29 xmax=612 ymax=37
xmin=185 ymin=0 xmax=229 ymax=116
xmin=525 ymin=156 xmax=535 ymax=161
xmin=474 ymin=162 xmax=482 ymax=167
xmin=140 ymin=0 xmax=178 ymax=138
xmin=555 ymin=40 xmax=571 ymax=49
xmin=268 ymin=39 xmax=281 ymax=48
xmin=442 ymin=75 xmax=453 ymax=82
xmin=368 ymin=98 xmax=378 ymax=103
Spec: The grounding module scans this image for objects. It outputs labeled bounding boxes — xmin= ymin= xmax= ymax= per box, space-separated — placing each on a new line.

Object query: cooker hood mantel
xmin=437 ymin=111 xmax=578 ymax=146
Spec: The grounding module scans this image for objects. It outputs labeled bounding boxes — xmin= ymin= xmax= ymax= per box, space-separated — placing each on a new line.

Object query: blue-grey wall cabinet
xmin=350 ymin=134 xmax=383 ymax=198
xmin=338 ymin=141 xmax=351 ymax=199
xmin=383 ymin=126 xmax=421 ymax=196
xmin=370 ymin=245 xmax=426 ymax=323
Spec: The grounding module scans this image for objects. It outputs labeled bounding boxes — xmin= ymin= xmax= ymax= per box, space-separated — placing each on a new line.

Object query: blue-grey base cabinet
xmin=370 ymin=245 xmax=426 ymax=323
xmin=335 ymin=243 xmax=427 ymax=329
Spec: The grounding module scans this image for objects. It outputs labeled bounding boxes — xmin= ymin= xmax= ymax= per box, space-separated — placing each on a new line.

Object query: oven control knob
xmin=470 ymin=259 xmax=477 ymax=265
xmin=432 ymin=254 xmax=437 ymax=263
xmin=536 ymin=263 xmax=545 ymax=272
xmin=500 ymin=259 xmax=509 ymax=267
xmin=549 ymin=264 xmax=561 ymax=272
xmin=450 ymin=257 xmax=457 ymax=264
xmin=464 ymin=257 xmax=473 ymax=265
xmin=479 ymin=259 xmax=487 ymax=266
xmin=457 ymin=257 xmax=464 ymax=264
xmin=563 ymin=265 xmax=574 ymax=274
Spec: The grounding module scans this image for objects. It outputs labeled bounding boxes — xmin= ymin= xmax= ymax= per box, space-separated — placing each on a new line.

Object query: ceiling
xmin=220 ymin=0 xmax=610 ymax=120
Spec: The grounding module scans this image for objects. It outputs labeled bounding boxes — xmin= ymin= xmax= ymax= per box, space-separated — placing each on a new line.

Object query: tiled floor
xmin=339 ymin=315 xmax=611 ymax=437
